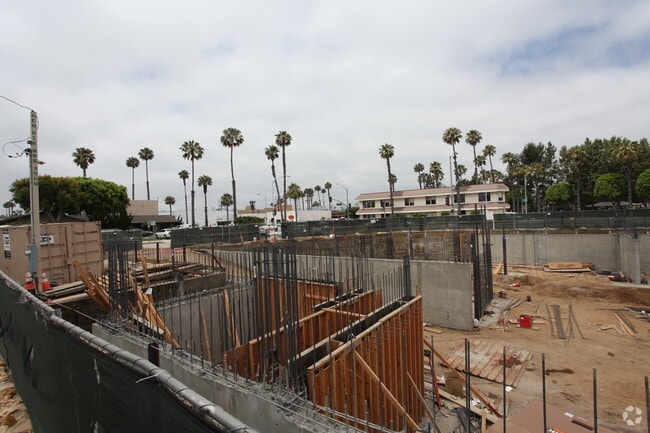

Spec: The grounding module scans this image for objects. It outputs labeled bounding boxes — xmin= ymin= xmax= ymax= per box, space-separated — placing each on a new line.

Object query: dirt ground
xmin=0 ymin=361 xmax=32 ymax=433
xmin=429 ymin=266 xmax=650 ymax=433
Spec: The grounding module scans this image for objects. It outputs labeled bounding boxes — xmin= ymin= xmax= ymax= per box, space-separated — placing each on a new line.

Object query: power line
xmin=0 ymin=94 xmax=33 ymax=111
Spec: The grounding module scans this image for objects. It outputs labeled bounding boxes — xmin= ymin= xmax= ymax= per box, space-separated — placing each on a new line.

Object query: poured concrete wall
xmin=490 ymin=231 xmax=650 ymax=283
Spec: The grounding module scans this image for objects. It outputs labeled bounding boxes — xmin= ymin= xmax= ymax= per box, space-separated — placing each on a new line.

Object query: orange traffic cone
xmin=24 ymin=272 xmax=35 ymax=291
xmin=40 ymin=270 xmax=52 ymax=291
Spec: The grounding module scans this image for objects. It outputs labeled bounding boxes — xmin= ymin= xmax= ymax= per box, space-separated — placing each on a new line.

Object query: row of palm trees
xmin=124 ymin=147 xmax=155 ymax=200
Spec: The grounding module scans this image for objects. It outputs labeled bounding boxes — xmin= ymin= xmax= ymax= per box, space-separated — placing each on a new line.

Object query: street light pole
xmin=257 ymin=193 xmax=267 ymax=209
xmin=337 ymin=183 xmax=349 ymax=218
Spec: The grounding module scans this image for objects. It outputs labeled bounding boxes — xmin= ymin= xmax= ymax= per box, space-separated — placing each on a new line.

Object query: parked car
xmin=154 ymin=229 xmax=172 ymax=239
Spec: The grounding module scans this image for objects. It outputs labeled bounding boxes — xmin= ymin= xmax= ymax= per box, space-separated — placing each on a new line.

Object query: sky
xmin=1 ymin=1 xmax=649 ymax=217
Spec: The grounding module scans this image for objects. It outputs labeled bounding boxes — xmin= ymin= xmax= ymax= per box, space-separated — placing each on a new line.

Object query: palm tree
xmin=220 ymin=127 xmax=244 ymax=221
xmin=275 ymin=131 xmax=292 ymax=220
xmin=138 ymin=147 xmax=155 ymax=200
xmin=286 ymin=183 xmax=302 ymax=221
xmin=482 ymin=144 xmax=497 ymax=182
xmin=429 ymin=161 xmax=444 ymax=188
xmin=125 ymin=157 xmax=139 ymax=200
xmin=72 ymin=147 xmax=95 ymax=177
xmin=197 ymin=175 xmax=213 ymax=227
xmin=379 ymin=143 xmax=395 ymax=215
xmin=178 ymin=170 xmax=190 ymax=225
xmin=3 ymin=201 xmax=15 ymax=216
xmin=164 ymin=196 xmax=175 ymax=215
xmin=265 ymin=145 xmax=282 ymax=220
xmin=180 ymin=140 xmax=204 ymax=227
xmin=465 ymin=129 xmax=482 ymax=184
xmin=304 ymin=187 xmax=314 ymax=210
xmin=314 ymin=185 xmax=322 ymax=204
xmin=611 ymin=137 xmax=638 ymax=207
xmin=220 ymin=193 xmax=234 ymax=223
xmin=413 ymin=163 xmax=425 ymax=188
xmin=324 ymin=182 xmax=332 ymax=210
xmin=475 ymin=155 xmax=487 ymax=183
xmin=443 ymin=127 xmax=463 ymax=214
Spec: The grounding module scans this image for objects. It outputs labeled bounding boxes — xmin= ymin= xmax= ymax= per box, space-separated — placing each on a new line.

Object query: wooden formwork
xmin=224 ymin=289 xmax=384 ymax=380
xmin=307 ymin=296 xmax=424 ymax=433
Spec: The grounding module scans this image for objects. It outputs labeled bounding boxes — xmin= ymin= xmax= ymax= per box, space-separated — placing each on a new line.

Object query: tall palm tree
xmin=220 ymin=193 xmax=233 ymax=223
xmin=413 ymin=163 xmax=425 ymax=189
xmin=443 ymin=127 xmax=463 ymax=214
xmin=324 ymin=182 xmax=332 ymax=210
xmin=138 ymin=147 xmax=155 ymax=200
xmin=314 ymin=185 xmax=322 ymax=204
xmin=304 ymin=187 xmax=314 ymax=210
xmin=197 ymin=175 xmax=213 ymax=227
xmin=611 ymin=136 xmax=638 ymax=207
xmin=379 ymin=143 xmax=395 ymax=215
xmin=72 ymin=147 xmax=95 ymax=177
xmin=286 ymin=183 xmax=302 ymax=221
xmin=178 ymin=170 xmax=190 ymax=225
xmin=125 ymin=157 xmax=139 ymax=200
xmin=220 ymin=127 xmax=244 ymax=221
xmin=482 ymin=144 xmax=497 ymax=182
xmin=475 ymin=155 xmax=487 ymax=184
xmin=164 ymin=195 xmax=175 ymax=215
xmin=3 ymin=201 xmax=15 ymax=216
xmin=265 ymin=145 xmax=282 ymax=220
xmin=465 ymin=129 xmax=482 ymax=184
xmin=429 ymin=161 xmax=444 ymax=188
xmin=275 ymin=131 xmax=292 ymax=220
xmin=180 ymin=140 xmax=204 ymax=227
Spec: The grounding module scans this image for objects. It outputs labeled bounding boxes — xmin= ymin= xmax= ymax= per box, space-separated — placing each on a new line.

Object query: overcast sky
xmin=2 ymin=1 xmax=649 ymax=216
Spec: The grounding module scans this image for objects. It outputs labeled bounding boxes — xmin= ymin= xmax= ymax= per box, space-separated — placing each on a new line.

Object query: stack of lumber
xmin=543 ymin=262 xmax=594 ymax=272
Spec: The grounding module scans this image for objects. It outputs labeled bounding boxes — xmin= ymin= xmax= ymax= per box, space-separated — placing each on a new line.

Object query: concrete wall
xmin=216 ymin=250 xmax=476 ymax=331
xmin=93 ymin=326 xmax=327 ymax=433
xmin=490 ymin=231 xmax=650 ymax=283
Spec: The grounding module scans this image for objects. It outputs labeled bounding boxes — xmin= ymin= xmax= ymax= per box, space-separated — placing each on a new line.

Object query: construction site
xmin=1 ymin=221 xmax=650 ymax=433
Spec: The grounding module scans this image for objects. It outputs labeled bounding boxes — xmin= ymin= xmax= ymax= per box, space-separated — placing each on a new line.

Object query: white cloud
xmin=1 ymin=0 xmax=649 ymax=216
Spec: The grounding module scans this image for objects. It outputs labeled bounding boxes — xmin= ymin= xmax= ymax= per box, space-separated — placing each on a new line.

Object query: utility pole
xmin=27 ymin=110 xmax=41 ymax=295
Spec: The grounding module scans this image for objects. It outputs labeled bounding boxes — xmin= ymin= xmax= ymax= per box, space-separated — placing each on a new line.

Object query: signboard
xmin=3 ymin=230 xmax=10 ymax=259
xmin=40 ymin=234 xmax=54 ymax=245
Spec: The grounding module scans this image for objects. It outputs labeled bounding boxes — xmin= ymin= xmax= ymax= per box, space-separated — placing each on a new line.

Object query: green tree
xmin=10 ymin=176 xmax=83 ymax=222
xmin=482 ymin=144 xmax=497 ymax=182
xmin=234 ymin=215 xmax=264 ymax=225
xmin=220 ymin=193 xmax=234 ymax=223
xmin=220 ymin=127 xmax=244 ymax=221
xmin=3 ymin=200 xmax=15 ymax=216
xmin=275 ymin=131 xmax=292 ymax=220
xmin=545 ymin=182 xmax=573 ymax=210
xmin=429 ymin=161 xmax=444 ymax=188
xmin=594 ymin=173 xmax=626 ymax=208
xmin=72 ymin=147 xmax=95 ymax=177
xmin=75 ymin=177 xmax=131 ymax=228
xmin=379 ymin=143 xmax=395 ymax=215
xmin=610 ymin=136 xmax=639 ymax=207
xmin=264 ymin=145 xmax=282 ymax=217
xmin=413 ymin=163 xmax=425 ymax=188
xmin=138 ymin=147 xmax=155 ymax=200
xmin=164 ymin=195 xmax=175 ymax=216
xmin=465 ymin=129 xmax=482 ymax=184
xmin=180 ymin=140 xmax=204 ymax=227
xmin=635 ymin=168 xmax=650 ymax=206
xmin=303 ymin=187 xmax=314 ymax=209
xmin=126 ymin=156 xmax=139 ymax=200
xmin=178 ymin=170 xmax=190 ymax=226
xmin=286 ymin=183 xmax=302 ymax=221
xmin=197 ymin=174 xmax=212 ymax=227
xmin=323 ymin=182 xmax=332 ymax=210
xmin=443 ymin=127 xmax=463 ymax=214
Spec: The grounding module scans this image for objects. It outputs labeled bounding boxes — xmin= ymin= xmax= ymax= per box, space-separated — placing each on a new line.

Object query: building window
xmin=498 ymin=192 xmax=504 ymax=201
xmin=425 ymin=196 xmax=436 ymax=205
xmin=363 ymin=200 xmax=375 ymax=208
xmin=404 ymin=198 xmax=414 ymax=206
xmin=478 ymin=192 xmax=491 ymax=202
xmin=453 ymin=194 xmax=466 ymax=204
xmin=445 ymin=196 xmax=450 ymax=206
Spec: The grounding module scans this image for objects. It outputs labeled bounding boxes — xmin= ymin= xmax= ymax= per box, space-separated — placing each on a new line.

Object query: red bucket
xmin=518 ymin=314 xmax=532 ymax=328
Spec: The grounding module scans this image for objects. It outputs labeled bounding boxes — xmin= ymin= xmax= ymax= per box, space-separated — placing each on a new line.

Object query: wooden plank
xmin=353 ymin=350 xmax=419 ymax=431
xmin=200 ymin=310 xmax=212 ymax=363
xmin=438 ymin=389 xmax=499 ymax=424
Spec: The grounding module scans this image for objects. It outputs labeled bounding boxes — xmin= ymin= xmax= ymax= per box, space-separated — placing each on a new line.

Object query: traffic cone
xmin=24 ymin=272 xmax=35 ymax=291
xmin=40 ymin=270 xmax=52 ymax=291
